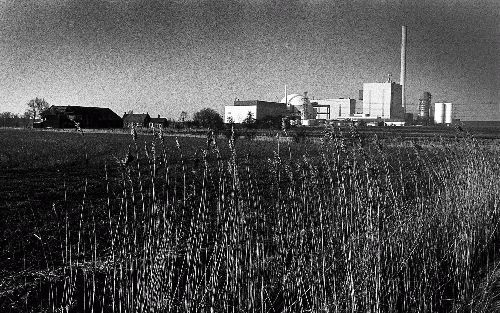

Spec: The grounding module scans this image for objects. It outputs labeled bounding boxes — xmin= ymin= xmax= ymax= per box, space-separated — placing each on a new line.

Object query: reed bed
xmin=44 ymin=127 xmax=500 ymax=312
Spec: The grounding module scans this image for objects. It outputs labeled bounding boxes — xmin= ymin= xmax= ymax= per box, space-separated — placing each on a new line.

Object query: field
xmin=0 ymin=126 xmax=499 ymax=312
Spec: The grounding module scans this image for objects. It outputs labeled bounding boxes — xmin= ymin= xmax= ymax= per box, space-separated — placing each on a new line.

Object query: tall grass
xmin=46 ymin=127 xmax=500 ymax=312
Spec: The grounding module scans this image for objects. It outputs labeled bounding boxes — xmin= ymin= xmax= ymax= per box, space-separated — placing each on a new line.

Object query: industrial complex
xmin=224 ymin=26 xmax=454 ymax=127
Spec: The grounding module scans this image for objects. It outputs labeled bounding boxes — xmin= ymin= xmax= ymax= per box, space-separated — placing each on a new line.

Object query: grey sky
xmin=1 ymin=0 xmax=498 ymax=120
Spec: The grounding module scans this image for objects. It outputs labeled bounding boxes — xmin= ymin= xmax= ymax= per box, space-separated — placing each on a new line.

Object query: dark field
xmin=0 ymin=126 xmax=499 ymax=312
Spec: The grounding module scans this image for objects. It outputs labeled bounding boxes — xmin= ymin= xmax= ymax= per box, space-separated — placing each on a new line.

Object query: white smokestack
xmin=285 ymin=84 xmax=287 ymax=105
xmin=400 ymin=25 xmax=407 ymax=110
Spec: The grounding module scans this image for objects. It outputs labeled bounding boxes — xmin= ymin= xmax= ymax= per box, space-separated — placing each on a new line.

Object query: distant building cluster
xmin=33 ymin=26 xmax=460 ymax=130
xmin=224 ymin=80 xmax=410 ymax=127
xmin=36 ymin=106 xmax=171 ymax=130
xmin=224 ymin=25 xmax=457 ymax=127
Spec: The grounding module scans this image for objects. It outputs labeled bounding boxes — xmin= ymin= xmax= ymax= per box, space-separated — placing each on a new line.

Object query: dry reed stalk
xmin=38 ymin=127 xmax=500 ymax=312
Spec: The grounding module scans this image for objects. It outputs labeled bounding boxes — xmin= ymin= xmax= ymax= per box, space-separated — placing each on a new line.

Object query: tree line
xmin=0 ymin=97 xmax=50 ymax=128
xmin=0 ymin=112 xmax=32 ymax=128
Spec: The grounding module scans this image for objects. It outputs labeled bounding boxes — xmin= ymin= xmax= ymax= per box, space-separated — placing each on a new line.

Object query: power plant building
xmin=362 ymin=82 xmax=405 ymax=119
xmin=312 ymin=98 xmax=356 ymax=120
xmin=224 ymin=100 xmax=287 ymax=123
xmin=225 ymin=26 xmax=435 ymax=126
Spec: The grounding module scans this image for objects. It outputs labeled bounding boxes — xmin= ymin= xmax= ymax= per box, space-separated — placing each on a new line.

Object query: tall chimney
xmin=400 ymin=25 xmax=407 ymax=110
xmin=285 ymin=84 xmax=287 ymax=105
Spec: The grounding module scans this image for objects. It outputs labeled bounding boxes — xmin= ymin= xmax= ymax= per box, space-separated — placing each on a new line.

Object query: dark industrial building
xmin=122 ymin=113 xmax=151 ymax=128
xmin=40 ymin=106 xmax=123 ymax=128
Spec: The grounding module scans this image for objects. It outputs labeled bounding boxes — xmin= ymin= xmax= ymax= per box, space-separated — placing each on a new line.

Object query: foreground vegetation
xmin=1 ymin=127 xmax=499 ymax=312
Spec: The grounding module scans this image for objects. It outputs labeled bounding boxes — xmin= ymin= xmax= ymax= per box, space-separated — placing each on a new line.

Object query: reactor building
xmin=280 ymin=92 xmax=317 ymax=123
xmin=361 ymin=81 xmax=405 ymax=119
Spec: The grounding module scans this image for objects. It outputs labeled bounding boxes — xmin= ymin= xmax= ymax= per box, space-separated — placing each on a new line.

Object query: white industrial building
xmin=224 ymin=100 xmax=287 ymax=123
xmin=434 ymin=102 xmax=453 ymax=124
xmin=312 ymin=98 xmax=355 ymax=120
xmin=362 ymin=82 xmax=405 ymax=119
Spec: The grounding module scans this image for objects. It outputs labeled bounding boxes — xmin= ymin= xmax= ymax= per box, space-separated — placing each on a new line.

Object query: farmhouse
xmin=149 ymin=115 xmax=168 ymax=129
xmin=122 ymin=113 xmax=151 ymax=128
xmin=41 ymin=106 xmax=123 ymax=128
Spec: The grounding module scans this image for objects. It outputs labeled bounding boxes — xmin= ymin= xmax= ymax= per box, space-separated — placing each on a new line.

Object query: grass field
xmin=0 ymin=126 xmax=499 ymax=312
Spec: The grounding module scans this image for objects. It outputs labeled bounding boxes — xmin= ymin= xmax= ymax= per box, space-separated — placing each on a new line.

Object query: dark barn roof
xmin=41 ymin=106 xmax=123 ymax=128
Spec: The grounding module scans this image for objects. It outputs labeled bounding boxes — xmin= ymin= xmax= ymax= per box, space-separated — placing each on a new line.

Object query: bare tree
xmin=26 ymin=97 xmax=50 ymax=125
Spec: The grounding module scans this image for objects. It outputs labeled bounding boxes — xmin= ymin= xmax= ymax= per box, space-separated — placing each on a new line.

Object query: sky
xmin=0 ymin=0 xmax=498 ymax=121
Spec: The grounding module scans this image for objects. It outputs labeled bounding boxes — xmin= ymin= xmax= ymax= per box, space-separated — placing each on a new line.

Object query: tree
xmin=0 ymin=112 xmax=12 ymax=127
xmin=23 ymin=111 xmax=31 ymax=119
xmin=27 ymin=97 xmax=49 ymax=123
xmin=243 ymin=111 xmax=255 ymax=124
xmin=242 ymin=111 xmax=256 ymax=129
xmin=192 ymin=108 xmax=223 ymax=130
xmin=179 ymin=111 xmax=188 ymax=123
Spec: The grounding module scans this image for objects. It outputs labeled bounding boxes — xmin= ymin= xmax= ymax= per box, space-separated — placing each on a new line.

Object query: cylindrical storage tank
xmin=444 ymin=103 xmax=452 ymax=124
xmin=418 ymin=92 xmax=431 ymax=119
xmin=434 ymin=103 xmax=444 ymax=124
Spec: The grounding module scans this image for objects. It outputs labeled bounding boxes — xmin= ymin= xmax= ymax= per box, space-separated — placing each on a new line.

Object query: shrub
xmin=193 ymin=108 xmax=224 ymax=130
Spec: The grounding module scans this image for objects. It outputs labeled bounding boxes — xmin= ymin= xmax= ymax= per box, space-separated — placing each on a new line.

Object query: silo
xmin=434 ymin=103 xmax=444 ymax=124
xmin=444 ymin=103 xmax=453 ymax=124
